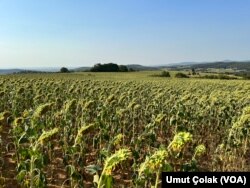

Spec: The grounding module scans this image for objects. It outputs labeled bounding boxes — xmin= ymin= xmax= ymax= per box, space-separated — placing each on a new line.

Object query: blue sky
xmin=0 ymin=0 xmax=250 ymax=68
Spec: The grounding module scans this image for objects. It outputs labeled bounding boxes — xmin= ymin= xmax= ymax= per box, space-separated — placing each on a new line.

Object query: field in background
xmin=0 ymin=72 xmax=249 ymax=187
xmin=6 ymin=70 xmax=246 ymax=80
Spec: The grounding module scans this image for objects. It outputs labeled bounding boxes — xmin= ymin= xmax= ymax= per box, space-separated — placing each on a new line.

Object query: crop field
xmin=0 ymin=72 xmax=249 ymax=188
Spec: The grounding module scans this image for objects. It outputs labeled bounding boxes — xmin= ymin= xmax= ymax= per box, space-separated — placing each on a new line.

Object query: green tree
xmin=90 ymin=63 xmax=122 ymax=72
xmin=175 ymin=72 xmax=189 ymax=78
xmin=60 ymin=67 xmax=69 ymax=73
xmin=192 ymin=68 xmax=196 ymax=75
xmin=119 ymin=65 xmax=128 ymax=72
xmin=160 ymin=71 xmax=170 ymax=77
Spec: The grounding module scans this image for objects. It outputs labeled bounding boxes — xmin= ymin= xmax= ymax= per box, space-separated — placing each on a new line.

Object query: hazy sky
xmin=0 ymin=0 xmax=250 ymax=68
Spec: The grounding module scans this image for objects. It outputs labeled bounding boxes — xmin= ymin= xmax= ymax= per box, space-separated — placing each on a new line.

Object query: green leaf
xmin=17 ymin=170 xmax=27 ymax=182
xmin=85 ymin=164 xmax=102 ymax=175
xmin=162 ymin=163 xmax=173 ymax=172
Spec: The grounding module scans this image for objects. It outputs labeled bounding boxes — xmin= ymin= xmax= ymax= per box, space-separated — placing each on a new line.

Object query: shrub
xmin=175 ymin=72 xmax=189 ymax=78
xmin=201 ymin=74 xmax=237 ymax=80
xmin=160 ymin=71 xmax=170 ymax=77
xmin=149 ymin=71 xmax=171 ymax=78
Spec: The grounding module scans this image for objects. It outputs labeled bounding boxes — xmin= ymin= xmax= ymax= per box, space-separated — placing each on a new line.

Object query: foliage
xmin=60 ymin=67 xmax=70 ymax=73
xmin=90 ymin=63 xmax=129 ymax=72
xmin=234 ymin=71 xmax=250 ymax=79
xmin=201 ymin=74 xmax=237 ymax=80
xmin=160 ymin=71 xmax=170 ymax=77
xmin=150 ymin=70 xmax=170 ymax=78
xmin=119 ymin=65 xmax=128 ymax=72
xmin=175 ymin=72 xmax=189 ymax=78
xmin=190 ymin=61 xmax=250 ymax=71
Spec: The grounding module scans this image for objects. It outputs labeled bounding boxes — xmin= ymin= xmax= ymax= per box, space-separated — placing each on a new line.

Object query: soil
xmin=0 ymin=123 xmax=19 ymax=188
xmin=0 ymin=121 xmax=132 ymax=188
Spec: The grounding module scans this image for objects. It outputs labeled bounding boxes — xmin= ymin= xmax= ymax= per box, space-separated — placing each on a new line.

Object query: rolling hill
xmin=164 ymin=61 xmax=250 ymax=71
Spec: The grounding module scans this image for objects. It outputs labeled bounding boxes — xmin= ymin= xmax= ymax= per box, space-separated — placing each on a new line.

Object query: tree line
xmin=90 ymin=63 xmax=133 ymax=72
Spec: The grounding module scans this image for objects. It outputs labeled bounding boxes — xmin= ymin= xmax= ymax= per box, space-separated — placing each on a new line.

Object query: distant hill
xmin=162 ymin=62 xmax=200 ymax=66
xmin=2 ymin=61 xmax=249 ymax=74
xmin=164 ymin=61 xmax=250 ymax=71
xmin=190 ymin=61 xmax=250 ymax=71
xmin=31 ymin=67 xmax=60 ymax=72
xmin=72 ymin=67 xmax=91 ymax=72
xmin=72 ymin=64 xmax=159 ymax=72
xmin=0 ymin=67 xmax=61 ymax=74
xmin=0 ymin=69 xmax=23 ymax=74
xmin=126 ymin=64 xmax=159 ymax=71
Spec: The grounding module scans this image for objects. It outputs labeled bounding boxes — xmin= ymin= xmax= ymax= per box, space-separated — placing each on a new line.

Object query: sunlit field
xmin=0 ymin=72 xmax=249 ymax=187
